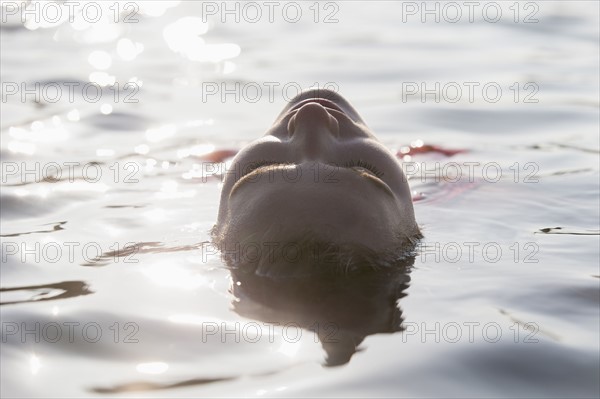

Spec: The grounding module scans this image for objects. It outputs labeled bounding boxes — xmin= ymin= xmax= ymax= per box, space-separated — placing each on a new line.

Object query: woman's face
xmin=213 ymin=89 xmax=419 ymax=265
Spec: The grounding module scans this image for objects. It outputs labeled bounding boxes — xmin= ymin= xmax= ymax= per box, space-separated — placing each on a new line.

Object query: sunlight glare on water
xmin=0 ymin=1 xmax=598 ymax=398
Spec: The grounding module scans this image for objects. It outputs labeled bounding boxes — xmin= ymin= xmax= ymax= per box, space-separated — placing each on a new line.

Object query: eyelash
xmin=245 ymin=159 xmax=385 ymax=179
xmin=244 ymin=160 xmax=282 ymax=175
xmin=343 ymin=159 xmax=385 ymax=178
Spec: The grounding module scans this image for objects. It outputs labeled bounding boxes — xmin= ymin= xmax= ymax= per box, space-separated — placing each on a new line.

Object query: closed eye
xmin=242 ymin=159 xmax=384 ymax=179
xmin=242 ymin=160 xmax=289 ymax=177
xmin=343 ymin=159 xmax=385 ymax=178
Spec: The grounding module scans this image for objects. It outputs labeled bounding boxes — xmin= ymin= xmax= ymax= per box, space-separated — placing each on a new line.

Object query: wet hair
xmin=211 ymin=227 xmax=422 ymax=278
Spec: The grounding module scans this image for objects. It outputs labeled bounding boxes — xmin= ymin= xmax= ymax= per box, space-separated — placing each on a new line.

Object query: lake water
xmin=1 ymin=1 xmax=599 ymax=397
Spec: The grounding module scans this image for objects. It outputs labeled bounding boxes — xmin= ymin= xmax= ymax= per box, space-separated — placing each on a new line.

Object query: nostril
xmin=287 ymin=102 xmax=339 ymax=138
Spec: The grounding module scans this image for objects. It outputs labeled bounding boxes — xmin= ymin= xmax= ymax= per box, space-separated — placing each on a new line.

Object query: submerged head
xmin=212 ymin=89 xmax=420 ymax=276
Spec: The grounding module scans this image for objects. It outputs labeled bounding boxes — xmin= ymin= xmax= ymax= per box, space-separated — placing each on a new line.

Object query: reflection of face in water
xmin=230 ymin=258 xmax=413 ymax=366
xmin=212 ymin=89 xmax=421 ymax=365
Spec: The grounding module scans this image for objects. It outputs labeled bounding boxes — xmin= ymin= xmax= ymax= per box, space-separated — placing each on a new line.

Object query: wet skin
xmin=213 ymin=89 xmax=420 ymax=270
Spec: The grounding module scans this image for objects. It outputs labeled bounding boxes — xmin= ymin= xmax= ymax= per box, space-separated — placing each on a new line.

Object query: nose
xmin=287 ymin=103 xmax=339 ymax=159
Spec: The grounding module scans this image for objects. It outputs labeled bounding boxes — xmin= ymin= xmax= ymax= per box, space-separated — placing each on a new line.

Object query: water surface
xmin=1 ymin=1 xmax=599 ymax=397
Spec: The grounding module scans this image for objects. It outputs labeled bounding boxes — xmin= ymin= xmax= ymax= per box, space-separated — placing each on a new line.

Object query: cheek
xmin=224 ymin=140 xmax=288 ymax=180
